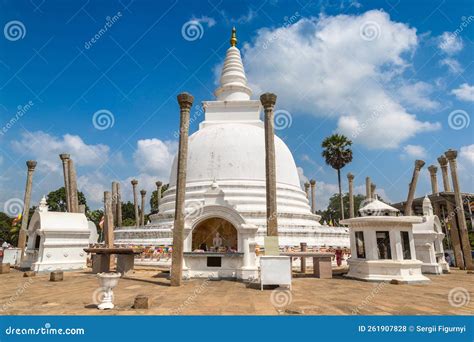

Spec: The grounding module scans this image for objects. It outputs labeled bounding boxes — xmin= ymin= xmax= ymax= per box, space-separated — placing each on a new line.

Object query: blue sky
xmin=0 ymin=0 xmax=473 ymax=212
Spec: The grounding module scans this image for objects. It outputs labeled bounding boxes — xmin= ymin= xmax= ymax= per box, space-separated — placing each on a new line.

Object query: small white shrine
xmin=412 ymin=196 xmax=449 ymax=274
xmin=22 ymin=197 xmax=91 ymax=272
xmin=341 ymin=198 xmax=429 ymax=283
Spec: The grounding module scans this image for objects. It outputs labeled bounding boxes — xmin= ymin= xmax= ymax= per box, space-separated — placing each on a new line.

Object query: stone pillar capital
xmin=427 ymin=165 xmax=438 ymax=175
xmin=140 ymin=189 xmax=146 ymax=196
xmin=131 ymin=179 xmax=138 ymax=186
xmin=414 ymin=159 xmax=425 ymax=170
xmin=177 ymin=92 xmax=194 ymax=109
xmin=260 ymin=93 xmax=277 ymax=109
xmin=304 ymin=182 xmax=310 ymax=189
xmin=156 ymin=181 xmax=163 ymax=187
xmin=347 ymin=173 xmax=354 ymax=181
xmin=59 ymin=153 xmax=70 ymax=161
xmin=309 ymin=179 xmax=316 ymax=186
xmin=445 ymin=149 xmax=458 ymax=160
xmin=26 ymin=160 xmax=37 ymax=171
xmin=437 ymin=155 xmax=448 ymax=167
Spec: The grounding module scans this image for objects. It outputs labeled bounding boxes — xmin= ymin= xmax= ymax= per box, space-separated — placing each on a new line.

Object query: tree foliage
xmin=149 ymin=183 xmax=169 ymax=213
xmin=46 ymin=187 xmax=88 ymax=212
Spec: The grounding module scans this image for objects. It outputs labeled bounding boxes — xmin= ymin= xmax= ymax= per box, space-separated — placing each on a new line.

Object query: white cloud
xmin=459 ymin=144 xmax=474 ymax=164
xmin=190 ymin=16 xmax=216 ymax=27
xmin=396 ymin=81 xmax=439 ymax=111
xmin=241 ymin=10 xmax=440 ymax=149
xmin=220 ymin=8 xmax=257 ymax=25
xmin=133 ymin=139 xmax=177 ymax=180
xmin=451 ymin=83 xmax=474 ymax=102
xmin=438 ymin=31 xmax=463 ymax=55
xmin=401 ymin=144 xmax=427 ymax=159
xmin=11 ymin=131 xmax=110 ymax=173
xmin=440 ymin=58 xmax=463 ymax=74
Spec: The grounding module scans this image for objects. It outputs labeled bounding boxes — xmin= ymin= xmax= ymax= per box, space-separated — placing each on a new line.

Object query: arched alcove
xmin=192 ymin=217 xmax=238 ymax=252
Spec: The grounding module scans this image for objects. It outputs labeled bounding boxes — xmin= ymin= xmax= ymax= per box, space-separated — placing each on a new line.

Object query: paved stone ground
xmin=0 ymin=268 xmax=472 ymax=315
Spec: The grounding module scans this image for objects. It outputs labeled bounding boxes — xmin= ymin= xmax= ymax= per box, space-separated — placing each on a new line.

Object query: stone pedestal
xmin=92 ymin=254 xmax=111 ymax=274
xmin=50 ymin=271 xmax=63 ymax=282
xmin=116 ymin=254 xmax=135 ymax=276
xmin=133 ymin=295 xmax=150 ymax=309
xmin=313 ymin=256 xmax=332 ymax=279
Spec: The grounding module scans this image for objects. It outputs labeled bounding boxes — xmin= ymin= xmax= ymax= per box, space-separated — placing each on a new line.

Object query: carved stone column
xmin=404 ymin=159 xmax=425 ymax=216
xmin=170 ymin=92 xmax=193 ymax=286
xmin=304 ymin=182 xmax=310 ymax=200
xmin=112 ymin=181 xmax=118 ymax=226
xmin=347 ymin=173 xmax=355 ymax=218
xmin=310 ymin=179 xmax=316 ymax=214
xmin=155 ymin=181 xmax=163 ymax=213
xmin=428 ymin=165 xmax=439 ymax=194
xmin=438 ymin=155 xmax=464 ymax=269
xmin=116 ymin=182 xmax=122 ymax=227
xmin=365 ymin=177 xmax=371 ymax=200
xmin=103 ymin=191 xmax=114 ymax=248
xmin=59 ymin=154 xmax=71 ymax=211
xmin=445 ymin=149 xmax=473 ymax=270
xmin=140 ymin=190 xmax=146 ymax=227
xmin=18 ymin=160 xmax=37 ymax=259
xmin=371 ymin=183 xmax=376 ymax=199
xmin=261 ymin=92 xmax=279 ymax=237
xmin=68 ymin=159 xmax=79 ymax=213
xmin=131 ymin=179 xmax=139 ymax=228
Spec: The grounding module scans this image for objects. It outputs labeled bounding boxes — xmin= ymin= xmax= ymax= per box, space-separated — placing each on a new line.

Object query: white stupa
xmin=115 ymin=29 xmax=349 ymax=250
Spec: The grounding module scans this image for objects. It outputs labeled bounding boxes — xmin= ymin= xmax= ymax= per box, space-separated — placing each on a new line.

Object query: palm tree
xmin=322 ymin=134 xmax=353 ymax=220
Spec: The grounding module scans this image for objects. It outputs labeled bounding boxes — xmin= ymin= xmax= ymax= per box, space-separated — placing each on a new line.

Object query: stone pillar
xmin=171 ymin=92 xmax=193 ymax=287
xmin=370 ymin=183 xmax=376 ymax=199
xmin=155 ymin=181 xmax=163 ymax=213
xmin=17 ymin=160 xmax=37 ymax=259
xmin=59 ymin=154 xmax=71 ymax=211
xmin=261 ymin=93 xmax=279 ymax=237
xmin=304 ymin=182 xmax=310 ymax=199
xmin=103 ymin=191 xmax=114 ymax=248
xmin=445 ymin=149 xmax=473 ymax=270
xmin=347 ymin=173 xmax=355 ymax=218
xmin=310 ymin=179 xmax=316 ymax=214
xmin=427 ymin=165 xmax=441 ymax=219
xmin=116 ymin=182 xmax=122 ymax=227
xmin=140 ymin=190 xmax=146 ymax=227
xmin=111 ymin=182 xmax=118 ymax=226
xmin=404 ymin=159 xmax=425 ymax=216
xmin=131 ymin=179 xmax=139 ymax=228
xmin=365 ymin=177 xmax=371 ymax=200
xmin=438 ymin=155 xmax=464 ymax=269
xmin=438 ymin=156 xmax=451 ymax=192
xmin=300 ymin=242 xmax=307 ymax=273
xmin=68 ymin=159 xmax=79 ymax=213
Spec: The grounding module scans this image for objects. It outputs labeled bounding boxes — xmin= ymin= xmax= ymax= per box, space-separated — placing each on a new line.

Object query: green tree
xmin=321 ymin=134 xmax=353 ymax=220
xmin=149 ymin=183 xmax=169 ymax=213
xmin=317 ymin=193 xmax=380 ymax=223
xmin=0 ymin=212 xmax=14 ymax=245
xmin=46 ymin=187 xmax=88 ymax=212
xmin=121 ymin=201 xmax=136 ymax=226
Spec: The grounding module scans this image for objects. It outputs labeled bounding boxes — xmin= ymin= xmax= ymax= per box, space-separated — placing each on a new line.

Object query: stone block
xmin=23 ymin=271 xmax=36 ymax=277
xmin=50 ymin=271 xmax=63 ymax=282
xmin=116 ymin=254 xmax=135 ymax=276
xmin=0 ymin=263 xmax=10 ymax=274
xmin=133 ymin=295 xmax=150 ymax=309
xmin=313 ymin=257 xmax=332 ymax=279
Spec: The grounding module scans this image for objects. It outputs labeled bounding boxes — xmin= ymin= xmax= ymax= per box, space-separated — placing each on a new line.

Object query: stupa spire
xmin=214 ymin=27 xmax=252 ymax=101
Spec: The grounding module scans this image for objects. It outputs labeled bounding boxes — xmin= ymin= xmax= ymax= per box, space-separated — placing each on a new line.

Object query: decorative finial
xmin=230 ymin=27 xmax=237 ymax=47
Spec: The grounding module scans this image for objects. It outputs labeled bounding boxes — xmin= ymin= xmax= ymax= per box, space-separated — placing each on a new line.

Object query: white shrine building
xmin=115 ymin=30 xmax=349 ymax=279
